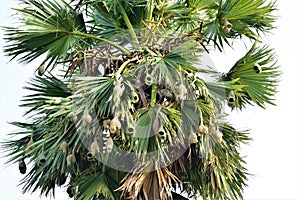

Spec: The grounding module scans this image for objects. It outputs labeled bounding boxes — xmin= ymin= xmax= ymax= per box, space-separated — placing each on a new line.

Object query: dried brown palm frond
xmin=118 ymin=162 xmax=180 ymax=200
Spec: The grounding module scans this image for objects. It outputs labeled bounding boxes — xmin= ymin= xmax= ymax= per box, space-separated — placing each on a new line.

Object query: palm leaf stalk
xmin=2 ymin=0 xmax=279 ymax=199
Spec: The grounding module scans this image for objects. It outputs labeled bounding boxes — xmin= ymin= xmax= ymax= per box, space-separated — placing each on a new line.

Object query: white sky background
xmin=0 ymin=0 xmax=300 ymax=199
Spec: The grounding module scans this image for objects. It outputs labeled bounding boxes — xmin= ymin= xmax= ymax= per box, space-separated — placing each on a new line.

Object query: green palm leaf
xmin=20 ymin=74 xmax=72 ymax=116
xmin=3 ymin=0 xmax=130 ymax=70
xmin=76 ymin=171 xmax=120 ymax=200
xmin=205 ymin=0 xmax=277 ymax=48
xmin=224 ymin=42 xmax=280 ymax=109
xmin=89 ymin=2 xmax=123 ymax=38
xmin=3 ymin=0 xmax=87 ymax=67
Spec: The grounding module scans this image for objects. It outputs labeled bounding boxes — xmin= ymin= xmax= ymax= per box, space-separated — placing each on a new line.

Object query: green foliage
xmin=205 ymin=0 xmax=277 ymax=47
xmin=2 ymin=0 xmax=279 ymax=200
xmin=75 ymin=171 xmax=121 ymax=200
xmin=223 ymin=42 xmax=280 ymax=109
xmin=3 ymin=0 xmax=87 ymax=67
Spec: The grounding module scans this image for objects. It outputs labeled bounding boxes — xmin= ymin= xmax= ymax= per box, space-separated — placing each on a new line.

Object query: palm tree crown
xmin=2 ymin=0 xmax=279 ymax=199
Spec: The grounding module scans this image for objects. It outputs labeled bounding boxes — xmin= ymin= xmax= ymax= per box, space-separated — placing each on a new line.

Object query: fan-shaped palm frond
xmin=3 ymin=0 xmax=130 ymax=70
xmin=21 ymin=74 xmax=72 ymax=115
xmin=75 ymin=170 xmax=121 ymax=200
xmin=205 ymin=0 xmax=277 ymax=48
xmin=3 ymin=0 xmax=87 ymax=66
xmin=223 ymin=42 xmax=280 ymax=109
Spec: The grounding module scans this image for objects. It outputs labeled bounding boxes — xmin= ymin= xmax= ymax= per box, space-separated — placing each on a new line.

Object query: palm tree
xmin=2 ymin=0 xmax=279 ymax=199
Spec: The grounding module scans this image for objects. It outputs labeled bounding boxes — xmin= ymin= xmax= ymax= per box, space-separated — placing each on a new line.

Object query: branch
xmin=118 ymin=2 xmax=140 ymax=48
xmin=70 ymin=31 xmax=130 ymax=55
xmin=147 ymin=0 xmax=154 ymax=22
